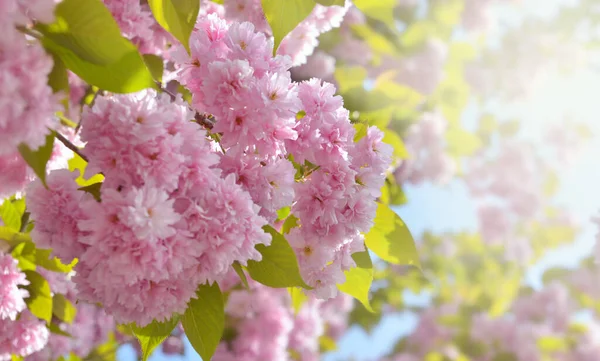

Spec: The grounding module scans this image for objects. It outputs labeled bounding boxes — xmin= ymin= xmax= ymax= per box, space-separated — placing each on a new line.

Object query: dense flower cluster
xmin=174 ymin=13 xmax=392 ymax=297
xmin=214 ymin=277 xmax=353 ymax=361
xmin=0 ymin=254 xmax=48 ymax=360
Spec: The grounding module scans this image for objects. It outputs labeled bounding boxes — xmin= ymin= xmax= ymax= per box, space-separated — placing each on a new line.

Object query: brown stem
xmin=55 ymin=132 xmax=88 ymax=162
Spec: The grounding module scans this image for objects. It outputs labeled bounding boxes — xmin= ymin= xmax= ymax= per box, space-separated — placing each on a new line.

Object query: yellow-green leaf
xmin=68 ymin=154 xmax=104 ymax=186
xmin=246 ymin=226 xmax=311 ymax=289
xmin=11 ymin=242 xmax=37 ymax=271
xmin=288 ymin=287 xmax=308 ymax=314
xmin=143 ymin=54 xmax=164 ymax=83
xmin=365 ymin=203 xmax=420 ymax=268
xmin=53 ymin=294 xmax=77 ymax=324
xmin=35 ymin=248 xmax=77 ymax=273
xmin=36 ymin=0 xmax=136 ymax=65
xmin=315 ymin=0 xmax=344 ymax=5
xmin=182 ymin=283 xmax=224 ymax=361
xmin=261 ymin=0 xmax=316 ymax=53
xmin=353 ymin=0 xmax=396 ymax=30
xmin=337 ymin=251 xmax=374 ymax=312
xmin=445 ymin=128 xmax=482 ymax=157
xmin=148 ymin=0 xmax=200 ymax=52
xmin=382 ymin=129 xmax=409 ymax=160
xmin=42 ymin=37 xmax=156 ymax=93
xmin=24 ymin=270 xmax=53 ymax=324
xmin=232 ymin=261 xmax=249 ymax=290
xmin=132 ymin=316 xmax=180 ymax=361
xmin=0 ymin=199 xmax=22 ymax=231
xmin=18 ymin=132 xmax=55 ymax=188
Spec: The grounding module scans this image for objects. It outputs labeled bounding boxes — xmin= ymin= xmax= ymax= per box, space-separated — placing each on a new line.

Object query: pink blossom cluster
xmin=0 ymin=311 xmax=49 ymax=361
xmin=175 ymin=13 xmax=392 ymax=297
xmin=102 ymin=0 xmax=173 ymax=54
xmin=27 ymin=89 xmax=272 ymax=326
xmin=394 ymin=111 xmax=456 ymax=186
xmin=0 ymin=0 xmax=61 ymax=198
xmin=26 ymin=270 xmax=115 ymax=361
xmin=0 ymin=254 xmax=30 ymax=321
xmin=211 ymin=0 xmax=349 ymax=67
xmin=0 ymin=254 xmax=49 ymax=360
xmin=214 ymin=277 xmax=353 ymax=361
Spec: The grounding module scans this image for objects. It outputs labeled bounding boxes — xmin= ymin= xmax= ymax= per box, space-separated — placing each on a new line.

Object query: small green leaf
xmin=353 ymin=122 xmax=369 ymax=142
xmin=68 ymin=154 xmax=104 ymax=187
xmin=48 ymin=322 xmax=72 ymax=337
xmin=36 ymin=0 xmax=138 ymax=65
xmin=78 ymin=182 xmax=103 ymax=201
xmin=47 ymin=54 xmax=70 ymax=96
xmin=382 ymin=129 xmax=409 ymax=160
xmin=276 ymin=207 xmax=291 ymax=221
xmin=182 ymin=283 xmax=225 ymax=361
xmin=445 ymin=128 xmax=482 ymax=157
xmin=132 ymin=316 xmax=180 ymax=361
xmin=315 ymin=0 xmax=344 ymax=5
xmin=337 ymin=251 xmax=374 ymax=312
xmin=261 ymin=0 xmax=316 ymax=53
xmin=352 ymin=0 xmax=397 ymax=30
xmin=232 ymin=262 xmax=249 ymax=290
xmin=11 ymin=242 xmax=37 ymax=271
xmin=53 ymin=294 xmax=77 ymax=324
xmin=246 ymin=226 xmax=311 ymax=289
xmin=288 ymin=287 xmax=307 ymax=314
xmin=0 ymin=227 xmax=31 ymax=248
xmin=365 ymin=203 xmax=420 ymax=268
xmin=0 ymin=199 xmax=22 ymax=231
xmin=143 ymin=54 xmax=164 ymax=83
xmin=18 ymin=132 xmax=56 ymax=188
xmin=35 ymin=248 xmax=77 ymax=273
xmin=148 ymin=0 xmax=200 ymax=52
xmin=282 ymin=215 xmax=299 ymax=235
xmin=23 ymin=270 xmax=54 ymax=324
xmin=319 ymin=335 xmax=338 ymax=352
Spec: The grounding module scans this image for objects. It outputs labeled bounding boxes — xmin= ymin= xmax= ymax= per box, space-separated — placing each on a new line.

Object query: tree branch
xmin=55 ymin=132 xmax=88 ymax=162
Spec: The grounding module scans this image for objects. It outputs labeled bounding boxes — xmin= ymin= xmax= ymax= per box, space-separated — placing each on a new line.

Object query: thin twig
xmin=55 ymin=132 xmax=88 ymax=162
xmin=156 ymin=82 xmax=217 ymax=130
xmin=16 ymin=26 xmax=42 ymax=40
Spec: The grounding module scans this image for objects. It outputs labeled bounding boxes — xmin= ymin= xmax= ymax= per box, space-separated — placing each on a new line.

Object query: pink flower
xmin=0 ymin=311 xmax=49 ymax=360
xmin=0 ymin=30 xmax=59 ymax=155
xmin=0 ymin=152 xmax=32 ymax=199
xmin=26 ymin=169 xmax=89 ymax=263
xmin=0 ymin=254 xmax=30 ymax=321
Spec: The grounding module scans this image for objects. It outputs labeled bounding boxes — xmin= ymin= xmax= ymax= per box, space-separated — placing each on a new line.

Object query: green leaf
xmin=353 ymin=0 xmax=397 ymax=30
xmin=382 ymin=129 xmax=409 ymax=160
xmin=246 ymin=226 xmax=311 ymax=289
xmin=353 ymin=122 xmax=369 ymax=142
xmin=276 ymin=206 xmax=291 ymax=221
xmin=337 ymin=251 xmax=374 ymax=312
xmin=148 ymin=0 xmax=200 ymax=52
xmin=182 ymin=283 xmax=225 ymax=361
xmin=132 ymin=316 xmax=180 ymax=361
xmin=143 ymin=54 xmax=164 ymax=83
xmin=232 ymin=262 xmax=249 ymax=290
xmin=78 ymin=182 xmax=103 ymax=201
xmin=261 ymin=0 xmax=316 ymax=53
xmin=18 ymin=132 xmax=56 ymax=188
xmin=288 ymin=287 xmax=307 ymax=314
xmin=11 ymin=241 xmax=37 ymax=271
xmin=319 ymin=335 xmax=337 ymax=352
xmin=48 ymin=322 xmax=73 ymax=337
xmin=445 ymin=128 xmax=482 ymax=157
xmin=23 ymin=270 xmax=53 ymax=324
xmin=53 ymin=294 xmax=77 ymax=324
xmin=35 ymin=248 xmax=77 ymax=273
xmin=41 ymin=38 xmax=156 ymax=94
xmin=47 ymin=54 xmax=70 ymax=95
xmin=282 ymin=215 xmax=299 ymax=234
xmin=36 ymin=0 xmax=139 ymax=65
xmin=68 ymin=154 xmax=104 ymax=187
xmin=365 ymin=203 xmax=420 ymax=268
xmin=0 ymin=199 xmax=22 ymax=231
xmin=314 ymin=0 xmax=344 ymax=5
xmin=0 ymin=227 xmax=31 ymax=248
